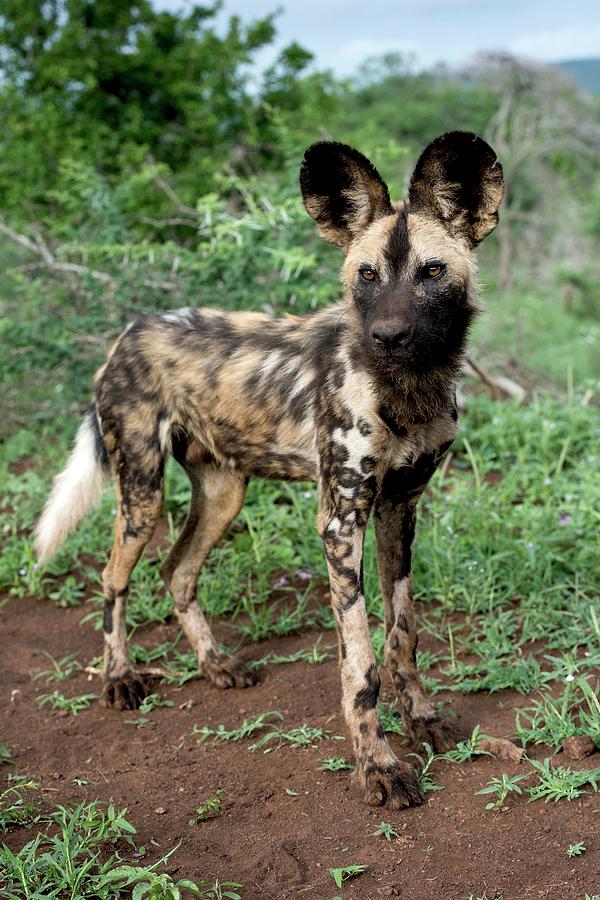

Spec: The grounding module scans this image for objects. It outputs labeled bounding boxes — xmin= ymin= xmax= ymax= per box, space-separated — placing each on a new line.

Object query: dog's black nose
xmin=370 ymin=320 xmax=411 ymax=349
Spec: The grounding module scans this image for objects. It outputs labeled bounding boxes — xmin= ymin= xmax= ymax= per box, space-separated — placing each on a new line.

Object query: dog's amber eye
xmin=360 ymin=268 xmax=377 ymax=282
xmin=423 ymin=263 xmax=444 ymax=279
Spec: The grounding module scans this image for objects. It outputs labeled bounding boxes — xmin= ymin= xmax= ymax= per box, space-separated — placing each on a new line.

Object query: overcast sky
xmin=156 ymin=0 xmax=600 ymax=75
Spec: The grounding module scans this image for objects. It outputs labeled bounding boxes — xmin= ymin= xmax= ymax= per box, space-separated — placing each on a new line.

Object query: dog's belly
xmin=185 ymin=418 xmax=318 ymax=483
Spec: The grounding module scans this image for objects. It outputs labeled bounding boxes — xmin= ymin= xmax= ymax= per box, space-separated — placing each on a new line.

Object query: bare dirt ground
xmin=2 ymin=590 xmax=599 ymax=900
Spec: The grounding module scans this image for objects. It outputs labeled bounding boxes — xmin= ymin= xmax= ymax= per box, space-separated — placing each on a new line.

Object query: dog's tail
xmin=36 ymin=405 xmax=111 ymax=564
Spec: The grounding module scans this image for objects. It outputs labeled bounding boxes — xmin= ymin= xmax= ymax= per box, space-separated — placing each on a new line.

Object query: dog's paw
xmin=205 ymin=656 xmax=258 ymax=689
xmin=405 ymin=714 xmax=465 ymax=753
xmin=361 ymin=760 xmax=424 ymax=809
xmin=102 ymin=672 xmax=148 ymax=710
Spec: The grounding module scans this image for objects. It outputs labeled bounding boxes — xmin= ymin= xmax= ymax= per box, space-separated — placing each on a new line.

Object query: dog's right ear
xmin=300 ymin=142 xmax=394 ymax=252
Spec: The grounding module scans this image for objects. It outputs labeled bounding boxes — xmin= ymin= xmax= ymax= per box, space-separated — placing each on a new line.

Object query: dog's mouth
xmin=365 ymin=335 xmax=447 ymax=374
xmin=367 ymin=337 xmax=415 ymax=365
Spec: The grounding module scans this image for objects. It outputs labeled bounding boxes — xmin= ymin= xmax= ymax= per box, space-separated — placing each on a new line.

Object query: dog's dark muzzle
xmin=369 ymin=318 xmax=413 ymax=354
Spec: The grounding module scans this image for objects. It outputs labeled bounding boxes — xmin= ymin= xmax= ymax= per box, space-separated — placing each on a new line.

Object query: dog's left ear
xmin=300 ymin=141 xmax=394 ymax=251
xmin=408 ymin=131 xmax=504 ymax=246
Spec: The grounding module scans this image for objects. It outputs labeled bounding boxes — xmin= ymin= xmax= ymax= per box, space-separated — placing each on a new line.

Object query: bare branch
xmin=464 ymin=355 xmax=527 ymax=403
xmin=0 ymin=217 xmax=115 ymax=287
xmin=150 ymin=165 xmax=199 ymax=218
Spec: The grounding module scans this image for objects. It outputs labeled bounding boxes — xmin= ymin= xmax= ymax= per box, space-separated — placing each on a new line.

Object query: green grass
xmin=0 ymin=777 xmax=43 ymax=833
xmin=514 ymin=675 xmax=600 ymax=751
xmin=407 ymin=743 xmax=445 ymax=795
xmin=3 ymin=396 xmax=598 ymax=672
xmin=473 ymin=282 xmax=600 ymax=386
xmin=37 ymin=691 xmax=97 ymax=716
xmin=0 ymin=798 xmax=241 ymax=898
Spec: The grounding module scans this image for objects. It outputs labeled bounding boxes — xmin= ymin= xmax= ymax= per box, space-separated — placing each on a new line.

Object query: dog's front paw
xmin=360 ymin=760 xmax=424 ymax=809
xmin=102 ymin=672 xmax=148 ymax=710
xmin=204 ymin=655 xmax=258 ymax=689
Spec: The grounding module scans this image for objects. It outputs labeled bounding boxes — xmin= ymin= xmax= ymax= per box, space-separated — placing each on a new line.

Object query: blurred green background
xmin=1 ymin=10 xmax=599 ymax=891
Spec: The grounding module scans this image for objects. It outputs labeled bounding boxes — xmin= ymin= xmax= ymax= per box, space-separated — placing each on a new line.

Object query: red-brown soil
xmin=2 ymin=591 xmax=599 ymax=899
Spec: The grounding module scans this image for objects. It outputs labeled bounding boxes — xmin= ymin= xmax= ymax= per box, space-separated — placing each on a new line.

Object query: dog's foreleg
xmin=318 ymin=476 xmax=423 ymax=809
xmin=374 ymin=477 xmax=463 ymax=751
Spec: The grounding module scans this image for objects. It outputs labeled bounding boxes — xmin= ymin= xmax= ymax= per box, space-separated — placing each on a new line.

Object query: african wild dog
xmin=37 ymin=131 xmax=504 ymax=809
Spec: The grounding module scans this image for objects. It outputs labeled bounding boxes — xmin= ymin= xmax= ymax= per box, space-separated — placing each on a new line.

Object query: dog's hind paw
xmin=102 ymin=672 xmax=148 ymax=710
xmin=405 ymin=714 xmax=465 ymax=753
xmin=205 ymin=655 xmax=258 ymax=689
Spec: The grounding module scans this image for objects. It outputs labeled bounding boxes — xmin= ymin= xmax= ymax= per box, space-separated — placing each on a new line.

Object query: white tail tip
xmin=36 ymin=413 xmax=109 ymax=564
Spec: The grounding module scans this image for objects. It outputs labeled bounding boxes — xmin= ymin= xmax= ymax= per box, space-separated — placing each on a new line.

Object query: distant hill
xmin=558 ymin=58 xmax=600 ymax=94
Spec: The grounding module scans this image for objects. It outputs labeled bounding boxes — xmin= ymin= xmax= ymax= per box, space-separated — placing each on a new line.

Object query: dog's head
xmin=300 ymin=132 xmax=503 ymax=372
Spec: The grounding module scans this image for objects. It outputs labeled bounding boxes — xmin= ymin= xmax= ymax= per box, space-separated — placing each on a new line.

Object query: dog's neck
xmin=375 ymin=361 xmax=461 ymax=426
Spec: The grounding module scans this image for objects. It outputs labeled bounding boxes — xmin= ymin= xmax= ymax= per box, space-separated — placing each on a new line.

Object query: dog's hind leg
xmin=160 ymin=464 xmax=257 ymax=689
xmin=102 ymin=451 xmax=165 ymax=710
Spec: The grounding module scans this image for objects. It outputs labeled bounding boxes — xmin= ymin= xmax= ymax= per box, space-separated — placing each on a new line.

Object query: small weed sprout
xmin=527 ymin=757 xmax=600 ymax=803
xmin=250 ymin=637 xmax=334 ymax=668
xmin=193 ymin=710 xmax=283 ymax=744
xmin=189 ymin=790 xmax=224 ymax=826
xmin=566 ymin=842 xmax=586 ymax=857
xmin=250 ymin=723 xmax=342 ymax=752
xmin=138 ymin=693 xmax=175 ymax=713
xmin=0 ymin=777 xmax=42 ymax=833
xmin=465 ymin=894 xmax=502 ymax=900
xmin=123 ymin=716 xmax=156 ymax=728
xmin=476 ymin=773 xmax=527 ymax=810
xmin=0 ymin=744 xmax=14 ymax=766
xmin=372 ymin=821 xmax=399 ymax=841
xmin=328 ymin=864 xmax=368 ymax=888
xmin=33 ymin=651 xmax=79 ymax=683
xmin=46 ymin=574 xmax=85 ymax=607
xmin=441 ymin=726 xmax=492 ymax=763
xmin=37 ymin=691 xmax=96 ymax=715
xmin=318 ymin=756 xmax=353 ymax=772
xmin=408 ymin=742 xmax=445 ymax=794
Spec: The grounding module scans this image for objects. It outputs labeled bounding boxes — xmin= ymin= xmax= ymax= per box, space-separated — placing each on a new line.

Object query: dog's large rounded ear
xmin=408 ymin=131 xmax=504 ymax=246
xmin=300 ymin=142 xmax=394 ymax=251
